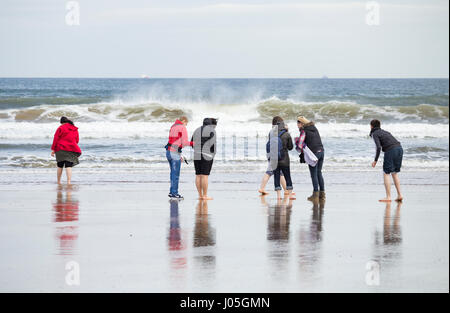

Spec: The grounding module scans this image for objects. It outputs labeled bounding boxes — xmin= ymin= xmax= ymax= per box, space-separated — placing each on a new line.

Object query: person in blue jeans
xmin=370 ymin=119 xmax=404 ymax=203
xmin=165 ymin=116 xmax=194 ymax=199
xmin=296 ymin=116 xmax=325 ymax=202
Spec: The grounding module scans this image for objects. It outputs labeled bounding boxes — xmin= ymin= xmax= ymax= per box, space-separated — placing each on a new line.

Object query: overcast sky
xmin=0 ymin=0 xmax=448 ymax=78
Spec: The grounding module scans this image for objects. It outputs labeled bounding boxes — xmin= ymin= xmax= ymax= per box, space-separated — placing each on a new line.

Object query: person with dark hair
xmin=370 ymin=119 xmax=404 ymax=202
xmin=267 ymin=116 xmax=295 ymax=200
xmin=296 ymin=116 xmax=325 ymax=202
xmin=192 ymin=118 xmax=217 ymax=200
xmin=51 ymin=117 xmax=81 ymax=185
xmin=165 ymin=116 xmax=194 ymax=199
xmin=258 ymin=116 xmax=288 ymax=195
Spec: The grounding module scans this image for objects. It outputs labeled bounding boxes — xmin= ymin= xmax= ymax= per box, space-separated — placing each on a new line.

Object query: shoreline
xmin=0 ymin=168 xmax=448 ymax=186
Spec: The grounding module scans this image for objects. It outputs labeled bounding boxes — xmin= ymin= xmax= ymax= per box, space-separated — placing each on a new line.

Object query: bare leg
xmin=379 ymin=173 xmax=392 ymax=202
xmin=66 ymin=167 xmax=72 ymax=185
xmin=195 ymin=175 xmax=203 ymax=199
xmin=258 ymin=174 xmax=270 ymax=195
xmin=288 ymin=190 xmax=296 ymax=200
xmin=276 ymin=189 xmax=282 ymax=200
xmin=57 ymin=167 xmax=63 ymax=184
xmin=392 ymin=173 xmax=403 ymax=202
xmin=281 ymin=176 xmax=288 ymax=192
xmin=281 ymin=176 xmax=296 ymax=197
xmin=202 ymin=175 xmax=213 ymax=200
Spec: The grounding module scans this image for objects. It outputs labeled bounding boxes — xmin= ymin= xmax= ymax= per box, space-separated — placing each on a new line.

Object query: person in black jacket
xmin=370 ymin=119 xmax=404 ymax=202
xmin=296 ymin=116 xmax=325 ymax=201
xmin=192 ymin=118 xmax=217 ymax=200
xmin=268 ymin=116 xmax=295 ymax=200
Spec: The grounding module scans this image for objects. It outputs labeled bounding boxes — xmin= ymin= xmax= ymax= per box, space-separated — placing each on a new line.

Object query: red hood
xmin=61 ymin=123 xmax=78 ymax=131
xmin=52 ymin=122 xmax=81 ymax=154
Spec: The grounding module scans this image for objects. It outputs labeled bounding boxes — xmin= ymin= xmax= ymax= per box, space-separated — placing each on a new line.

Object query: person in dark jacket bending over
xmin=370 ymin=119 xmax=404 ymax=203
xmin=268 ymin=116 xmax=295 ymax=200
xmin=192 ymin=118 xmax=217 ymax=200
xmin=296 ymin=116 xmax=325 ymax=202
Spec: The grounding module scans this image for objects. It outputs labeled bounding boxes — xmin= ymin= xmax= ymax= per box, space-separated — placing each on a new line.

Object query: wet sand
xmin=0 ymin=176 xmax=448 ymax=293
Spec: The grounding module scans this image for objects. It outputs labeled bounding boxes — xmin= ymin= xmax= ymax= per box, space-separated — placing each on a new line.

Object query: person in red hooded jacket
xmin=51 ymin=117 xmax=82 ymax=185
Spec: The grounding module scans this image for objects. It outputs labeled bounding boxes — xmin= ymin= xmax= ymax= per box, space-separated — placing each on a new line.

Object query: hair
xmin=60 ymin=116 xmax=74 ymax=126
xmin=272 ymin=116 xmax=283 ymax=125
xmin=179 ymin=116 xmax=189 ymax=123
xmin=203 ymin=118 xmax=218 ymax=126
xmin=370 ymin=119 xmax=381 ymax=128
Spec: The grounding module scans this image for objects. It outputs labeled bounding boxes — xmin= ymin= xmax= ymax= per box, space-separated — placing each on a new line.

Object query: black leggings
xmin=57 ymin=161 xmax=74 ymax=168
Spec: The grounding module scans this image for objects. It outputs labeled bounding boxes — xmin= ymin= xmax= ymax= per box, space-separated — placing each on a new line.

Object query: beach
xmin=0 ymin=77 xmax=448 ymax=292
xmin=0 ymin=170 xmax=448 ymax=293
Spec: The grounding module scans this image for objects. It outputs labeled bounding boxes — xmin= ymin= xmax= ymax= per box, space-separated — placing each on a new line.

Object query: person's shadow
xmin=53 ymin=185 xmax=79 ymax=256
xmin=372 ymin=201 xmax=403 ymax=270
xmin=193 ymin=200 xmax=216 ymax=248
xmin=261 ymin=195 xmax=293 ymax=279
xmin=193 ymin=200 xmax=216 ymax=275
xmin=382 ymin=201 xmax=402 ymax=245
xmin=310 ymin=199 xmax=325 ymax=242
xmin=167 ymin=200 xmax=187 ymax=271
xmin=298 ymin=199 xmax=325 ymax=276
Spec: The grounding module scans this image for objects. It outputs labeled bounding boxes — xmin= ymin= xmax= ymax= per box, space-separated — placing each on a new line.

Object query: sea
xmin=0 ymin=78 xmax=448 ymax=180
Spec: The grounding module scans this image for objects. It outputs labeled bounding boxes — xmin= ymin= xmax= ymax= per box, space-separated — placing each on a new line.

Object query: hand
xmin=372 ymin=161 xmax=377 ymax=168
xmin=180 ymin=156 xmax=184 ymax=163
xmin=299 ymin=153 xmax=305 ymax=164
xmin=51 ymin=150 xmax=55 ymax=157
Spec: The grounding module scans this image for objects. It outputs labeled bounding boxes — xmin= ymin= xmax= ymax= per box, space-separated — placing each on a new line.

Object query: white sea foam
xmin=0 ymin=120 xmax=447 ymax=140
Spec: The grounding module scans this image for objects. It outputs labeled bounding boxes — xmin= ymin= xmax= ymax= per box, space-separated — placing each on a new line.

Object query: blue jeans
xmin=274 ymin=166 xmax=293 ymax=191
xmin=166 ymin=150 xmax=181 ymax=195
xmin=308 ymin=151 xmax=325 ymax=192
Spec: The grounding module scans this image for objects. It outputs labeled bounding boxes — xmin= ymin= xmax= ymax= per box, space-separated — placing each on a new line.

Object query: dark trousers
xmin=274 ymin=166 xmax=293 ymax=191
xmin=308 ymin=151 xmax=325 ymax=192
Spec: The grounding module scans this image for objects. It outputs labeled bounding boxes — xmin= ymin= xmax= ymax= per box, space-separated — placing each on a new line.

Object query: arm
xmin=180 ymin=126 xmax=193 ymax=148
xmin=51 ymin=127 xmax=61 ymax=152
xmin=373 ymin=133 xmax=382 ymax=162
xmin=76 ymin=130 xmax=79 ymax=144
xmin=211 ymin=131 xmax=216 ymax=155
xmin=286 ymin=133 xmax=294 ymax=151
xmin=296 ymin=130 xmax=306 ymax=153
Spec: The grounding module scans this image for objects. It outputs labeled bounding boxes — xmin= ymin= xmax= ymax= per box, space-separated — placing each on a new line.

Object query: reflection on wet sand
xmin=167 ymin=200 xmax=187 ymax=272
xmin=193 ymin=200 xmax=216 ymax=284
xmin=373 ymin=202 xmax=403 ymax=265
xmin=53 ymin=185 xmax=79 ymax=256
xmin=262 ymin=196 xmax=293 ymax=277
xmin=298 ymin=200 xmax=325 ymax=278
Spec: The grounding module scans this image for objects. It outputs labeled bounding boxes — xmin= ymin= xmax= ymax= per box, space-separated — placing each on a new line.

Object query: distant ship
xmin=141 ymin=74 xmax=150 ymax=79
xmin=322 ymin=75 xmax=329 ymax=79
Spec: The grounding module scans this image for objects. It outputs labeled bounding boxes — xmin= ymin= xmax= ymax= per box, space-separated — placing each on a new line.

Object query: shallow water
xmin=0 ymin=181 xmax=448 ymax=292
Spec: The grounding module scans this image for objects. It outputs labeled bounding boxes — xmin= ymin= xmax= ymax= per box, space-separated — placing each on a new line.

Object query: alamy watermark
xmin=366 ymin=1 xmax=380 ymax=26
xmin=65 ymin=260 xmax=80 ymax=286
xmin=65 ymin=1 xmax=80 ymax=26
xmin=365 ymin=260 xmax=380 ymax=286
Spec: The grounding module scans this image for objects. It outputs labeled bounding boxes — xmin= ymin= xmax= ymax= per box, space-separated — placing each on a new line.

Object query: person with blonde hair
xmin=296 ymin=116 xmax=325 ymax=201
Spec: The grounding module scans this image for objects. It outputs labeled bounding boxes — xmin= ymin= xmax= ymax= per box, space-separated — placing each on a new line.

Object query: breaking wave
xmin=0 ymin=98 xmax=448 ymax=124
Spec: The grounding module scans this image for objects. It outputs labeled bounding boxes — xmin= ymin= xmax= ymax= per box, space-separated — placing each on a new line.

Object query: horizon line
xmin=0 ymin=76 xmax=448 ymax=80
